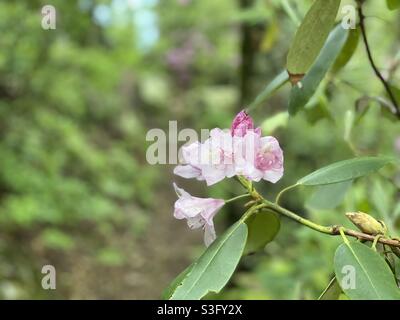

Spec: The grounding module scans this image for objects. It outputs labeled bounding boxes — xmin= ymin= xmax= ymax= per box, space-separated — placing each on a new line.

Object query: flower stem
xmin=240 ymin=203 xmax=267 ymax=223
xmin=225 ymin=193 xmax=252 ymax=204
xmin=275 ymin=184 xmax=298 ymax=204
xmin=264 ymin=199 xmax=334 ymax=234
xmin=281 ymin=0 xmax=301 ymax=26
xmin=339 ymin=227 xmax=350 ymax=245
xmin=237 ymin=176 xmax=400 ymax=249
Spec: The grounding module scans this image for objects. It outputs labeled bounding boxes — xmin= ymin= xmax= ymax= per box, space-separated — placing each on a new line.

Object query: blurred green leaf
xmin=343 ymin=110 xmax=355 ymax=142
xmin=372 ymin=180 xmax=391 ymax=218
xmin=334 ymin=242 xmax=400 ymax=300
xmin=170 ymin=221 xmax=248 ymax=300
xmin=387 ymin=0 xmax=400 ymax=10
xmin=286 ymin=0 xmax=341 ymax=76
xmin=244 ymin=211 xmax=280 ymax=255
xmin=306 ymin=180 xmax=352 ymax=210
xmin=281 ymin=0 xmax=301 ymax=26
xmin=97 ymin=248 xmax=125 ymax=267
xmin=260 ymin=20 xmax=279 ymax=52
xmin=261 ymin=112 xmax=289 ymax=134
xmin=41 ymin=229 xmax=75 ymax=251
xmin=332 ymin=28 xmax=360 ymax=73
xmin=304 ymin=93 xmax=333 ymax=124
xmin=394 ymin=202 xmax=400 ymax=220
xmin=289 ymin=24 xmax=348 ymax=115
xmin=297 ymin=157 xmax=393 ymax=186
xmin=371 ymin=179 xmax=395 ymax=234
xmin=248 ymin=71 xmax=289 ymax=110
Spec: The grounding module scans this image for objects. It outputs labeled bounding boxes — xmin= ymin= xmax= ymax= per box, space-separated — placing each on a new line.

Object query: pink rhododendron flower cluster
xmin=173 ymin=111 xmax=284 ymax=246
xmin=174 ymin=111 xmax=284 ymax=185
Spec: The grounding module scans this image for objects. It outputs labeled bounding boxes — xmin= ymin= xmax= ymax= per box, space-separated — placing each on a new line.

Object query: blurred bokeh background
xmin=0 ymin=0 xmax=399 ymax=299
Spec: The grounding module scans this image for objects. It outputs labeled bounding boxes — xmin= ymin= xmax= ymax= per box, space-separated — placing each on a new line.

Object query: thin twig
xmin=237 ymin=178 xmax=400 ymax=249
xmin=267 ymin=198 xmax=400 ymax=248
xmin=357 ymin=0 xmax=400 ymax=119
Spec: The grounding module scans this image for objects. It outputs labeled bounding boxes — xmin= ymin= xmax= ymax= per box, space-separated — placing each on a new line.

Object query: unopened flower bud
xmin=345 ymin=211 xmax=386 ymax=235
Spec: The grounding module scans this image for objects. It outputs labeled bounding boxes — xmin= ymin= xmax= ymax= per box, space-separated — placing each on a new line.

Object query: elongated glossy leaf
xmin=306 ymin=180 xmax=352 ymax=210
xmin=162 ymin=263 xmax=195 ymax=300
xmin=289 ymin=24 xmax=348 ymax=115
xmin=334 ymin=242 xmax=400 ymax=300
xmin=318 ymin=277 xmax=342 ymax=300
xmin=170 ymin=221 xmax=248 ymax=300
xmin=248 ymin=71 xmax=289 ymax=110
xmin=287 ymin=0 xmax=341 ymax=76
xmin=387 ymin=0 xmax=400 ymax=10
xmin=244 ymin=211 xmax=280 ymax=255
xmin=297 ymin=157 xmax=393 ymax=186
xmin=332 ymin=28 xmax=360 ymax=73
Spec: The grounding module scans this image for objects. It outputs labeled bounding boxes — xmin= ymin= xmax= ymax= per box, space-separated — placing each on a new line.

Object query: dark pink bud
xmin=231 ymin=110 xmax=260 ymax=137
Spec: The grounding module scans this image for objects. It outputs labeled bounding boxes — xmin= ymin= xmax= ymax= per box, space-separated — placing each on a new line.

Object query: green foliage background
xmin=0 ymin=0 xmax=399 ymax=299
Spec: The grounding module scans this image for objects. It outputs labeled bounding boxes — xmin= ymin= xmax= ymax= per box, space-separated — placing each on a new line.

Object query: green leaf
xmin=286 ymin=0 xmax=341 ymax=76
xmin=281 ymin=0 xmax=301 ymax=26
xmin=304 ymin=92 xmax=333 ymax=125
xmin=334 ymin=242 xmax=400 ymax=300
xmin=261 ymin=111 xmax=289 ymax=134
xmin=306 ymin=180 xmax=352 ymax=210
xmin=244 ymin=210 xmax=280 ymax=255
xmin=387 ymin=0 xmax=400 ymax=10
xmin=41 ymin=228 xmax=75 ymax=250
xmin=297 ymin=156 xmax=393 ymax=186
xmin=318 ymin=277 xmax=342 ymax=300
xmin=248 ymin=71 xmax=289 ymax=110
xmin=170 ymin=221 xmax=248 ymax=300
xmin=162 ymin=264 xmax=195 ymax=300
xmin=332 ymin=28 xmax=360 ymax=73
xmin=371 ymin=179 xmax=395 ymax=234
xmin=371 ymin=180 xmax=391 ymax=219
xmin=394 ymin=202 xmax=400 ymax=220
xmin=96 ymin=248 xmax=125 ymax=266
xmin=355 ymin=95 xmax=398 ymax=122
xmin=343 ymin=110 xmax=355 ymax=142
xmin=289 ymin=24 xmax=348 ymax=115
xmin=384 ymin=86 xmax=400 ymax=120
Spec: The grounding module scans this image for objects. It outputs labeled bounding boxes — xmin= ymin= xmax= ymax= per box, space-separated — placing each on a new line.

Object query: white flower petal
xmin=173 ymin=165 xmax=202 ymax=179
xmin=187 ymin=216 xmax=204 ymax=230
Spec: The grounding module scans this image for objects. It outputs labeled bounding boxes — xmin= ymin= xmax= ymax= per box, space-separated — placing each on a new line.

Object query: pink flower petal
xmin=173 ymin=165 xmax=202 ymax=179
xmin=172 ymin=184 xmax=224 ymax=246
